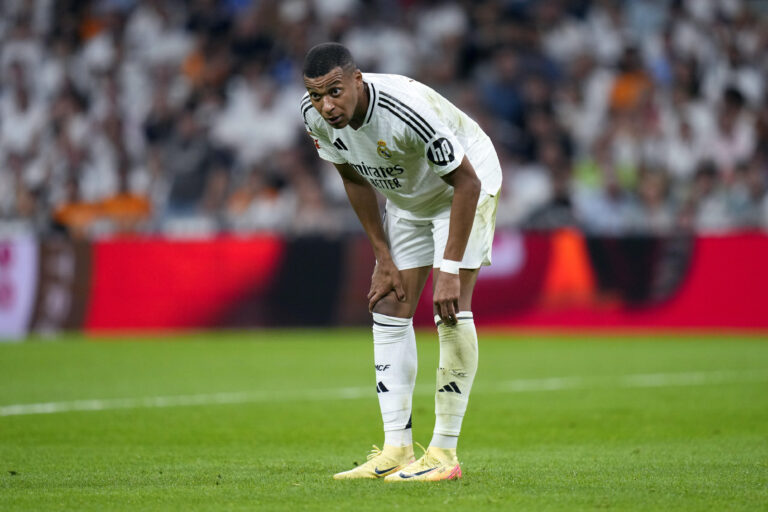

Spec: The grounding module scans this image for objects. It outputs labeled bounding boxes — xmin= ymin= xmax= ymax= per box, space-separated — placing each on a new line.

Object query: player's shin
xmin=372 ymin=313 xmax=417 ymax=447
xmin=431 ymin=312 xmax=478 ymax=449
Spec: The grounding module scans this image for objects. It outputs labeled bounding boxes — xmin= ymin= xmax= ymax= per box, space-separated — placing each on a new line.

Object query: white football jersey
xmin=301 ymin=73 xmax=502 ymax=220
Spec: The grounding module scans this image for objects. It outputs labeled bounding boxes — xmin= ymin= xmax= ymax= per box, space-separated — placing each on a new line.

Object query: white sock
xmin=432 ymin=312 xmax=478 ymax=444
xmin=372 ymin=312 xmax=417 ymax=446
xmin=430 ymin=433 xmax=458 ymax=449
xmin=384 ymin=427 xmax=413 ymax=447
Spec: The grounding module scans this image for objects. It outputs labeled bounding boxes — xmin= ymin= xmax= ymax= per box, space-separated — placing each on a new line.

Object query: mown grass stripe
xmin=2 ymin=370 xmax=766 ymax=417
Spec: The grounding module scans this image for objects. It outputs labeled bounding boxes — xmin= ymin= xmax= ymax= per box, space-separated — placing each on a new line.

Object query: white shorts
xmin=383 ymin=192 xmax=499 ymax=270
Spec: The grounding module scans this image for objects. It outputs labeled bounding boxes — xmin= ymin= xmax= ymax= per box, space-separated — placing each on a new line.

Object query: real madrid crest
xmin=377 ymin=140 xmax=392 ymax=159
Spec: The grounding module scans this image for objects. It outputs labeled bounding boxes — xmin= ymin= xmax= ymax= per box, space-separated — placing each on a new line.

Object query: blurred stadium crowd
xmin=1 ymin=0 xmax=767 ymax=238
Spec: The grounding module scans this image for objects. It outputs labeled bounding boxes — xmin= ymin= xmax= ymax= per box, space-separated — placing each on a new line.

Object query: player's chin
xmin=326 ymin=115 xmax=347 ymax=128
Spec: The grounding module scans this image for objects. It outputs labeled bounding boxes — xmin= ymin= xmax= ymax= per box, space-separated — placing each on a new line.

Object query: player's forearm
xmin=343 ymin=180 xmax=392 ymax=260
xmin=334 ymin=163 xmax=392 ymax=260
xmin=443 ymin=162 xmax=481 ymax=262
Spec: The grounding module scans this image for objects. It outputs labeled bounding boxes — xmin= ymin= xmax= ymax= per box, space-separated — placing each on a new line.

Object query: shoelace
xmin=399 ymin=443 xmax=444 ymax=473
xmin=415 ymin=453 xmax=441 ymax=470
xmin=366 ymin=445 xmax=383 ymax=461
xmin=414 ymin=441 xmax=427 ymax=459
xmin=365 ymin=442 xmax=426 ymax=462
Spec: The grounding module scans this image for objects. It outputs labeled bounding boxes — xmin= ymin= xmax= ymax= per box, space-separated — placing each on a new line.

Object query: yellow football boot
xmin=384 ymin=446 xmax=462 ymax=482
xmin=333 ymin=444 xmax=414 ymax=480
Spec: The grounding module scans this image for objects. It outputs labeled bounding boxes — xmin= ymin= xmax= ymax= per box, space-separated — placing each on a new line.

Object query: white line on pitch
xmin=1 ymin=370 xmax=766 ymax=417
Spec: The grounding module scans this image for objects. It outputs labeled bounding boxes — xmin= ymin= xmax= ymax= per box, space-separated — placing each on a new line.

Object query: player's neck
xmin=348 ymin=82 xmax=370 ymax=130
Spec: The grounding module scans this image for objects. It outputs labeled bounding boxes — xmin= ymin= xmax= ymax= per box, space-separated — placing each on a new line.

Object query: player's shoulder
xmin=300 ymin=91 xmax=313 ymax=117
xmin=366 ymin=73 xmax=438 ymax=143
xmin=365 ymin=73 xmax=430 ymax=104
xmin=300 ymin=92 xmax=323 ymax=126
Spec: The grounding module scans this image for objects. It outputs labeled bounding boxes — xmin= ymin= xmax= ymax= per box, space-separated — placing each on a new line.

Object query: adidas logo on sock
xmin=438 ymin=381 xmax=462 ymax=393
xmin=376 ymin=381 xmax=389 ymax=393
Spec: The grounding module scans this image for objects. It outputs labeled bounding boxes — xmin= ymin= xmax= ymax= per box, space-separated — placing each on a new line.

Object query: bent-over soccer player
xmin=301 ymin=43 xmax=501 ymax=482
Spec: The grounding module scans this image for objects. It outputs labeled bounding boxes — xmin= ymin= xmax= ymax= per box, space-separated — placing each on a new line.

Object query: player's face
xmin=304 ymin=67 xmax=364 ymax=129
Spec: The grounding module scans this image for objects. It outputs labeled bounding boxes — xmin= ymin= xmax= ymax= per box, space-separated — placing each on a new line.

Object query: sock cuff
xmin=434 ymin=311 xmax=474 ymax=326
xmin=373 ymin=313 xmax=413 ymax=327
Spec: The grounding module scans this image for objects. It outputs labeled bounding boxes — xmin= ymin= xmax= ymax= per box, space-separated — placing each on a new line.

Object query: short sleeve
xmin=423 ymin=130 xmax=465 ymax=177
xmin=301 ymin=99 xmax=346 ymax=165
xmin=388 ymin=94 xmax=465 ymax=177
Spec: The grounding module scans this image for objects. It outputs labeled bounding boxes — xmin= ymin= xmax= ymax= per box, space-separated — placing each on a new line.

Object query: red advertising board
xmin=85 ymin=236 xmax=285 ymax=330
xmin=462 ymin=232 xmax=768 ymax=329
xmin=75 ymin=231 xmax=768 ymax=333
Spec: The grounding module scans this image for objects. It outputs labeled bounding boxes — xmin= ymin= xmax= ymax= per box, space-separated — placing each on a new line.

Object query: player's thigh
xmin=432 ymin=192 xmax=498 ymax=270
xmin=374 ymin=213 xmax=435 ymax=318
xmin=372 ymin=266 xmax=431 ymax=318
xmin=431 ymin=192 xmax=498 ymax=312
xmin=384 ymin=212 xmax=435 ymax=271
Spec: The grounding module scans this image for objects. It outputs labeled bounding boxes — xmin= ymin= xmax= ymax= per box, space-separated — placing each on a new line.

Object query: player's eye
xmin=310 ymin=93 xmax=321 ymax=101
xmin=330 ymin=88 xmax=341 ymax=96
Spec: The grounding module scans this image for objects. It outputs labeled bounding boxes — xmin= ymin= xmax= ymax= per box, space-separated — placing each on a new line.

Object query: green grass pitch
xmin=1 ymin=330 xmax=767 ymax=511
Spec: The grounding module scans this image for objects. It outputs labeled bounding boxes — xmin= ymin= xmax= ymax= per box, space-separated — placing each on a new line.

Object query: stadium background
xmin=1 ymin=2 xmax=767 ymax=511
xmin=2 ymin=0 xmax=768 ymax=337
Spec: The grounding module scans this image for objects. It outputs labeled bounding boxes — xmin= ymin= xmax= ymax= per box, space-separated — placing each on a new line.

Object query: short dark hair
xmin=303 ymin=43 xmax=356 ymax=78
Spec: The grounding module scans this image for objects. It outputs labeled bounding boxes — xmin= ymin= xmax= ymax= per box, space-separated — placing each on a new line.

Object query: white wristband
xmin=440 ymin=259 xmax=461 ymax=275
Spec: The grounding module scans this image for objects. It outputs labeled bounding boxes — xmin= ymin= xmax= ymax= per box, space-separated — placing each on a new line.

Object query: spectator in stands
xmin=682 ymin=161 xmax=732 ymax=232
xmin=1 ymin=63 xmax=47 ymax=156
xmin=1 ymin=0 xmax=768 ymax=236
xmin=479 ymin=45 xmax=524 ymax=130
xmin=624 ymin=168 xmax=676 ymax=234
xmin=98 ymin=156 xmax=152 ymax=234
xmin=290 ymin=173 xmax=342 ymax=235
xmin=225 ymin=165 xmax=293 ymax=233
xmin=523 ymin=140 xmax=576 ymax=230
xmin=609 ymin=46 xmax=654 ymax=114
xmin=52 ymin=177 xmax=98 ymax=239
xmin=704 ymin=87 xmax=756 ymax=179
xmin=163 ymin=105 xmax=218 ymax=215
xmin=727 ymin=157 xmax=768 ymax=229
xmin=661 ymin=117 xmax=705 ymax=185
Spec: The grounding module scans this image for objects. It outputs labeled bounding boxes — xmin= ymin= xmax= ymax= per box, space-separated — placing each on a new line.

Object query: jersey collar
xmin=360 ymin=81 xmax=377 ymax=128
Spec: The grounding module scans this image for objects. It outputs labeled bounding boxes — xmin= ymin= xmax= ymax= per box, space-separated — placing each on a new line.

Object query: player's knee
xmin=372 ymin=292 xmax=412 ymax=318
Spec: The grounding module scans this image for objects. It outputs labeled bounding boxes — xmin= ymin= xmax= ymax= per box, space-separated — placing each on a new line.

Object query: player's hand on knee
xmin=434 ymin=272 xmax=460 ymax=326
xmin=368 ymin=259 xmax=406 ymax=312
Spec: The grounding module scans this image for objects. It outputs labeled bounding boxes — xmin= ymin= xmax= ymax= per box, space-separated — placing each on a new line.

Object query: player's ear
xmin=353 ymin=69 xmax=363 ymax=84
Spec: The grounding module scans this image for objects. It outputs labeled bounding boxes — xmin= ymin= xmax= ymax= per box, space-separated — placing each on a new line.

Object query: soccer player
xmin=301 ymin=43 xmax=501 ymax=482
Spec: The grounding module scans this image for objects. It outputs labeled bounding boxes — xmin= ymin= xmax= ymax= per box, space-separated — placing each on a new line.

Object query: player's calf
xmin=372 ymin=313 xmax=417 ymax=444
xmin=432 ymin=312 xmax=478 ymax=449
